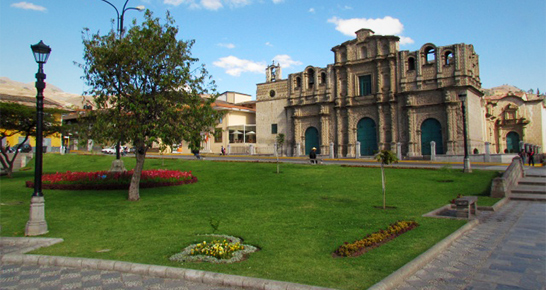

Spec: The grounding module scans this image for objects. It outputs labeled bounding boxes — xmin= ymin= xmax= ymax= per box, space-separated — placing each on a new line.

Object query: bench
xmin=454 ymin=196 xmax=478 ymax=219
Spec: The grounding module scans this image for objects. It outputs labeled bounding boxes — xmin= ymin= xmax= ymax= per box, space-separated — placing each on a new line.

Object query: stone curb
xmin=368 ymin=197 xmax=509 ymax=290
xmin=0 ymin=252 xmax=334 ymax=290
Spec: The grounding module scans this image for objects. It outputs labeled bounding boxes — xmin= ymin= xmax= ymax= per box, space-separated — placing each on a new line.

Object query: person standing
xmin=309 ymin=147 xmax=317 ymax=164
xmin=528 ymin=149 xmax=535 ymax=166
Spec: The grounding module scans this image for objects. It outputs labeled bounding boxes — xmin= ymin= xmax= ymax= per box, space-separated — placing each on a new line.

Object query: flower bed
xmin=25 ymin=169 xmax=197 ymax=190
xmin=170 ymin=234 xmax=258 ymax=264
xmin=334 ymin=220 xmax=419 ymax=257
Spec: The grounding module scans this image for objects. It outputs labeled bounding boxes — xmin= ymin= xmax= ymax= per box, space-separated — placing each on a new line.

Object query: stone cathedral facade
xmin=256 ymin=29 xmax=487 ymax=158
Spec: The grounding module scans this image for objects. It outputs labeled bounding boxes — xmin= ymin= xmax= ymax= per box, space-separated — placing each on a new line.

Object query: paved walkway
xmin=392 ymin=200 xmax=546 ymax=290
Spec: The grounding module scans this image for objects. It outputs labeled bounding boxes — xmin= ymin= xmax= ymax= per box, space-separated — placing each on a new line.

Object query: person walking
xmin=528 ymin=149 xmax=535 ymax=166
xmin=309 ymin=147 xmax=317 ymax=164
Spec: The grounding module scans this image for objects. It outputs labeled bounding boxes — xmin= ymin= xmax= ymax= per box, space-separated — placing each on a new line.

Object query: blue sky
xmin=1 ymin=0 xmax=545 ymax=98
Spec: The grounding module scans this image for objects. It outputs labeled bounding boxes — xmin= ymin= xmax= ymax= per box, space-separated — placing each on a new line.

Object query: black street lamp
xmin=458 ymin=92 xmax=472 ymax=173
xmin=99 ymin=0 xmax=144 ymax=165
xmin=25 ymin=40 xmax=51 ymax=236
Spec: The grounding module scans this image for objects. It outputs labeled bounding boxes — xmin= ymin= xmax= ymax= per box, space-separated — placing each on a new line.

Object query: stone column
xmin=396 ymin=142 xmax=402 ymax=160
xmin=329 ymin=142 xmax=335 ymax=159
xmin=430 ymin=141 xmax=436 ymax=161
xmin=227 ymin=144 xmax=231 ymax=155
xmin=249 ymin=144 xmax=254 ymax=155
xmin=377 ymin=104 xmax=386 ymax=150
xmin=485 ymin=142 xmax=491 ymax=163
xmin=356 ymin=141 xmax=361 ymax=158
xmin=296 ymin=143 xmax=301 ymax=157
xmin=25 ymin=196 xmax=48 ymax=236
xmin=407 ymin=107 xmax=418 ymax=157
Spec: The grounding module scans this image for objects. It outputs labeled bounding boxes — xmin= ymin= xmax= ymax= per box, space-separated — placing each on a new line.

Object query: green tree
xmin=374 ymin=150 xmax=399 ymax=209
xmin=0 ymin=102 xmax=64 ymax=178
xmin=81 ymin=11 xmax=221 ymax=201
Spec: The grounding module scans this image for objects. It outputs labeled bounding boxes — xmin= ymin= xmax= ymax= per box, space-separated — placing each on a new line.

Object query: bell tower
xmin=266 ymin=61 xmax=282 ymax=82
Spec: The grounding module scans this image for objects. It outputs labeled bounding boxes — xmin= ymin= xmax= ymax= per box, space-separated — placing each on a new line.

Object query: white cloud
xmin=202 ymin=0 xmax=223 ymax=10
xmin=328 ymin=16 xmax=414 ymax=45
xmin=265 ymin=42 xmax=273 ymax=47
xmin=272 ymin=55 xmax=302 ymax=69
xmin=309 ymin=8 xmax=315 ymax=13
xmin=272 ymin=0 xmax=284 ymax=3
xmin=164 ymin=0 xmax=250 ymax=10
xmin=213 ymin=56 xmax=266 ymax=76
xmin=218 ymin=43 xmax=236 ymax=49
xmin=11 ymin=2 xmax=46 ymax=11
xmin=226 ymin=0 xmax=252 ymax=8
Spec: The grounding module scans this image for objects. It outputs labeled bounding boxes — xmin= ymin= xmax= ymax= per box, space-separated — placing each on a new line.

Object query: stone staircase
xmin=510 ymin=167 xmax=546 ymax=201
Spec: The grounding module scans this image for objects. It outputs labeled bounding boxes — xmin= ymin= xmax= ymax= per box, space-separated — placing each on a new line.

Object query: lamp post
xmin=25 ymin=40 xmax=51 ymax=236
xmin=458 ymin=92 xmax=472 ymax=173
xmin=99 ymin=0 xmax=144 ymax=162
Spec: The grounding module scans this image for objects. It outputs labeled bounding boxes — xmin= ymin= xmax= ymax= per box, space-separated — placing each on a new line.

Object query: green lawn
xmin=0 ymin=154 xmax=500 ymax=289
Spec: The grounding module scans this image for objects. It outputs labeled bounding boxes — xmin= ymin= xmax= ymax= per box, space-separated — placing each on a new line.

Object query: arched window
xmin=408 ymin=57 xmax=416 ymax=70
xmin=307 ymin=68 xmax=315 ymax=89
xmin=295 ymin=77 xmax=301 ymax=88
xmin=425 ymin=46 xmax=436 ymax=63
xmin=444 ymin=51 xmax=454 ymax=65
xmin=320 ymin=72 xmax=327 ymax=84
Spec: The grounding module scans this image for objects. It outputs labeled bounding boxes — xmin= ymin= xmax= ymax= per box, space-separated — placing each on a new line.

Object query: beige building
xmin=483 ymin=87 xmax=545 ymax=154
xmin=256 ymin=29 xmax=489 ymax=158
xmin=175 ymin=91 xmax=257 ymax=155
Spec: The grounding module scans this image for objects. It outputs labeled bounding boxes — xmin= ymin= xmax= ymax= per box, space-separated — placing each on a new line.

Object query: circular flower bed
xmin=25 ymin=169 xmax=197 ymax=190
xmin=170 ymin=234 xmax=258 ymax=264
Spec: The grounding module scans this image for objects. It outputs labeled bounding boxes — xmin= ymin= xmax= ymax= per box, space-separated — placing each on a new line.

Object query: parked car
xmin=101 ymin=146 xmax=117 ymax=154
xmin=13 ymin=143 xmax=32 ymax=153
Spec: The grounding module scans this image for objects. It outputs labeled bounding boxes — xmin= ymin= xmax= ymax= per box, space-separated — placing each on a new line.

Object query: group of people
xmin=520 ymin=149 xmax=536 ymax=166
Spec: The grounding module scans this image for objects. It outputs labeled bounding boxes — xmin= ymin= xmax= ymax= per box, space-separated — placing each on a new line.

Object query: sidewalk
xmin=388 ymin=200 xmax=546 ymax=290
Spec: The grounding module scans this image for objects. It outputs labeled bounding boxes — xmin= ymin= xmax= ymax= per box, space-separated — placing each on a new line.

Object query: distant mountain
xmin=0 ymin=77 xmax=90 ymax=109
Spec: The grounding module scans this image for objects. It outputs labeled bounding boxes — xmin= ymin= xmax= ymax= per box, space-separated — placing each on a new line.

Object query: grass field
xmin=0 ymin=154 xmax=501 ymax=289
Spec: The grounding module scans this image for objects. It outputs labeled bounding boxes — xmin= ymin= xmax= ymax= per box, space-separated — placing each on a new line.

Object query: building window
xmin=271 ymin=124 xmax=278 ymax=134
xmin=359 ymin=75 xmax=372 ymax=96
xmin=444 ymin=51 xmax=454 ymax=65
xmin=295 ymin=77 xmax=301 ymax=88
xmin=425 ymin=46 xmax=436 ymax=63
xmin=214 ymin=128 xmax=223 ymax=143
xmin=307 ymin=68 xmax=315 ymax=89
xmin=408 ymin=57 xmax=415 ymax=70
xmin=320 ymin=72 xmax=327 ymax=85
xmin=269 ymin=90 xmax=276 ymax=97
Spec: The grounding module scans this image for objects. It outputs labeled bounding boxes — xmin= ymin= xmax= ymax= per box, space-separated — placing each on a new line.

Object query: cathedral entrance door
xmin=421 ymin=118 xmax=443 ymax=155
xmin=357 ymin=118 xmax=378 ymax=156
xmin=305 ymin=127 xmax=320 ymax=155
xmin=506 ymin=131 xmax=520 ymax=153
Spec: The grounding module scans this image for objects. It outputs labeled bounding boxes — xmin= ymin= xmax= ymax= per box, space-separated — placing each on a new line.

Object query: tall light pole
xmin=458 ymin=92 xmax=472 ymax=173
xmin=25 ymin=40 xmax=51 ymax=236
xmin=98 ymin=0 xmax=144 ymax=167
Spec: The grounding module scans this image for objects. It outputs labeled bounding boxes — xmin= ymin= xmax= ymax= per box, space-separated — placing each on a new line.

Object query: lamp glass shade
xmin=31 ymin=41 xmax=52 ymax=64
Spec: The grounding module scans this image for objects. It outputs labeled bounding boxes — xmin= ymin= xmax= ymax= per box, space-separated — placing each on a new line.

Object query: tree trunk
xmin=381 ymin=163 xmax=386 ymax=209
xmin=128 ymin=145 xmax=146 ymax=201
